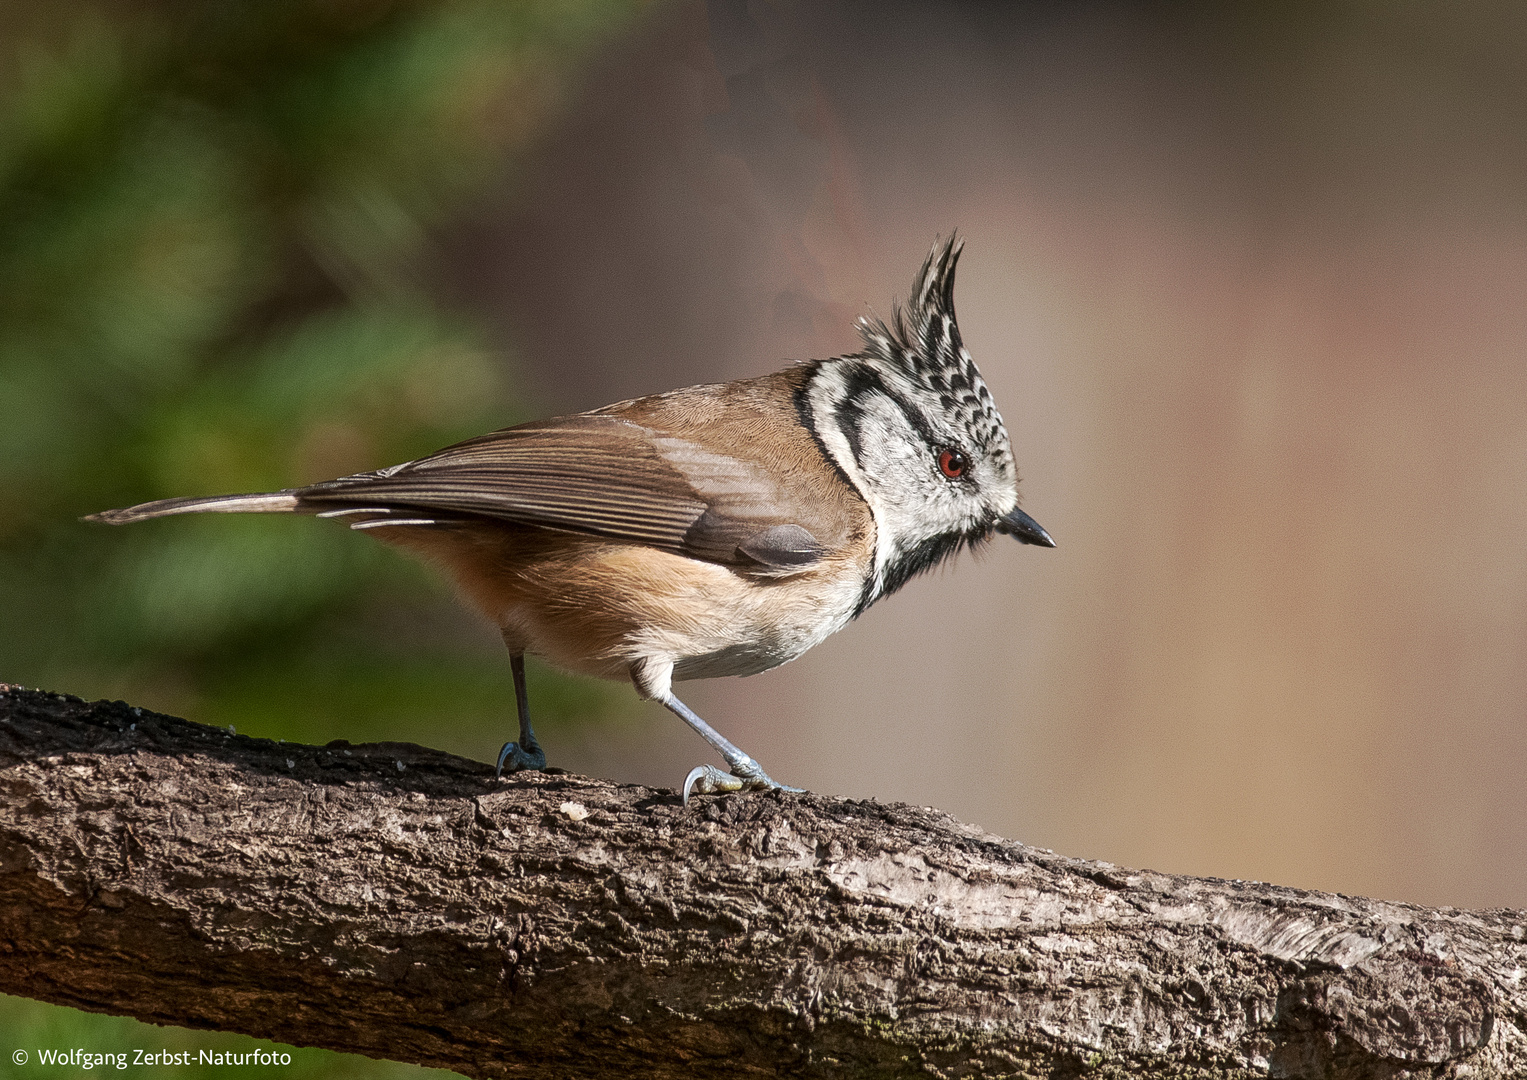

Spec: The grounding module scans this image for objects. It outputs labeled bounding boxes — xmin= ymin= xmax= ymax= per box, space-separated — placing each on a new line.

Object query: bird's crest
xmin=854 ymin=234 xmax=1005 ymax=450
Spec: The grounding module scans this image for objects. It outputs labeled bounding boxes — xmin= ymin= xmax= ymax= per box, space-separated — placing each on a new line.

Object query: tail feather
xmin=85 ymin=492 xmax=301 ymax=525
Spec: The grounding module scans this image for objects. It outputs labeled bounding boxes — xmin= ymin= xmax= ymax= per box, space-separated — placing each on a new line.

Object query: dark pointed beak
xmin=995 ymin=506 xmax=1055 ymax=547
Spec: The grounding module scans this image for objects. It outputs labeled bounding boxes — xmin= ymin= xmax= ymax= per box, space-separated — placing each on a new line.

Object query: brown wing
xmin=297 ymin=414 xmax=825 ymax=570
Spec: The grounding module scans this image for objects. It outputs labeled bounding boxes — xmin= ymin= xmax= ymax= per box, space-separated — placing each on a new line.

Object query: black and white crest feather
xmin=853 ymin=237 xmax=1006 ymax=454
xmin=798 ymin=234 xmax=1023 ymax=612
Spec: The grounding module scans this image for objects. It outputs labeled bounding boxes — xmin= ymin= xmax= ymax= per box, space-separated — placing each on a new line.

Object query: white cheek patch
xmin=806 ymin=364 xmax=990 ymax=601
xmin=852 ymin=396 xmax=920 ymax=479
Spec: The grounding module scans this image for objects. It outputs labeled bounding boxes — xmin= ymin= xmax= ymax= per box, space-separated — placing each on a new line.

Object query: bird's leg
xmin=496 ymin=652 xmax=547 ymax=778
xmin=628 ymin=658 xmax=798 ymax=803
xmin=657 ymin=692 xmax=802 ymax=805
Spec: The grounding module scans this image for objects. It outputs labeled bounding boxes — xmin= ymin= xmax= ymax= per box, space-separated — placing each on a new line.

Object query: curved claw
xmin=682 ymin=763 xmax=804 ymax=806
xmin=683 ymin=764 xmax=735 ymax=804
xmin=496 ymin=739 xmax=547 ymax=778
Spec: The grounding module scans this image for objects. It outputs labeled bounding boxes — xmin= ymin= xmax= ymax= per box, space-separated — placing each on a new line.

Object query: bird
xmin=88 ymin=235 xmax=1054 ymax=802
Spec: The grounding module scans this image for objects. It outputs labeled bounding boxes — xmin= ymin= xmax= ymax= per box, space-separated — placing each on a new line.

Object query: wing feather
xmin=295 ymin=415 xmax=818 ymax=567
xmin=90 ymin=375 xmax=867 ymax=572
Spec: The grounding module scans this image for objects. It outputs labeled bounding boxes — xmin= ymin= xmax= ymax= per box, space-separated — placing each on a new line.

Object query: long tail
xmin=84 ymin=492 xmax=301 ymax=525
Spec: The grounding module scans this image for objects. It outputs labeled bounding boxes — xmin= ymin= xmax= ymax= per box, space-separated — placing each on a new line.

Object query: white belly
xmin=651 ymin=568 xmax=864 ymax=681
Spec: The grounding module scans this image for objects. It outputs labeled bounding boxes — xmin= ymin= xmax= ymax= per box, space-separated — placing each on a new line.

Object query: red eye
xmin=938 ymin=449 xmax=968 ymax=479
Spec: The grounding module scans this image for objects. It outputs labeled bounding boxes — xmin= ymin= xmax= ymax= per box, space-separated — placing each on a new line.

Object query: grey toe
xmin=682 ymin=763 xmax=803 ymax=805
xmin=496 ymin=740 xmax=547 ymax=778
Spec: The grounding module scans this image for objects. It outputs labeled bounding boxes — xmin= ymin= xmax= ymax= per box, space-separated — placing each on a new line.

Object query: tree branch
xmin=0 ymin=685 xmax=1523 ymax=1078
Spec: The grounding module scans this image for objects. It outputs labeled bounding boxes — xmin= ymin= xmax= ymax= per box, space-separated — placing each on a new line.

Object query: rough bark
xmin=0 ymin=685 xmax=1523 ymax=1079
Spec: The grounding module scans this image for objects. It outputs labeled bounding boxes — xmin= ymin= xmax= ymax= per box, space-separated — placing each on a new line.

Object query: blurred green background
xmin=0 ymin=0 xmax=644 ymax=1075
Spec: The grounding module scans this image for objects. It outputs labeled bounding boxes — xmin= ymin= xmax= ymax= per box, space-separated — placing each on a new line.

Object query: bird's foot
xmin=496 ymin=739 xmax=547 ymax=778
xmin=682 ymin=760 xmax=803 ymax=805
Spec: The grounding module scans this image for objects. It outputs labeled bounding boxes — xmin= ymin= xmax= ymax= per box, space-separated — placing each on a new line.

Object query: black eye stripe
xmin=832 ymin=364 xmax=948 ymax=471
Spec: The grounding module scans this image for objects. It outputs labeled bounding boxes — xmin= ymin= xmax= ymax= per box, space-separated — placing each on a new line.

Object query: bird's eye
xmin=938 ymin=449 xmax=968 ymax=479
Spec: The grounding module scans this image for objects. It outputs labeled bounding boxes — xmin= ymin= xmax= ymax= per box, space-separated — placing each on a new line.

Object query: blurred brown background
xmin=445 ymin=0 xmax=1527 ymax=912
xmin=1 ymin=2 xmax=1523 ymax=1072
xmin=5 ymin=0 xmax=1524 ymax=928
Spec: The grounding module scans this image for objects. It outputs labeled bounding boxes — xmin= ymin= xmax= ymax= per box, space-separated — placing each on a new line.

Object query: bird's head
xmin=801 ymin=234 xmax=1053 ymax=609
